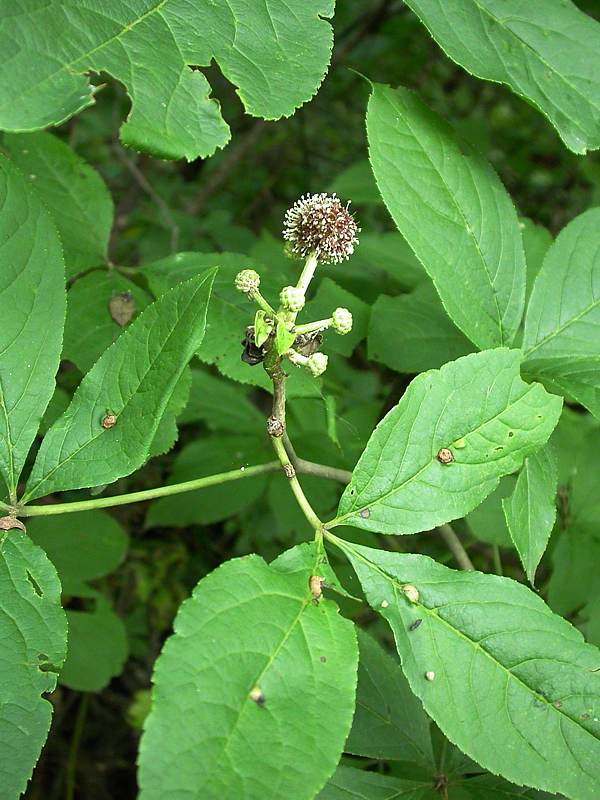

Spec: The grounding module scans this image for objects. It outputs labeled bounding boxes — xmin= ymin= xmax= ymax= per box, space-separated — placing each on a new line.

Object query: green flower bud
xmin=331 ymin=307 xmax=353 ymax=335
xmin=307 ymin=352 xmax=328 ymax=377
xmin=280 ymin=285 xmax=305 ymax=313
xmin=234 ymin=269 xmax=260 ymax=294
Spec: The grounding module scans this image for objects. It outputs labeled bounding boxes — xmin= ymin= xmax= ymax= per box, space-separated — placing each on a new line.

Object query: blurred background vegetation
xmin=24 ymin=2 xmax=600 ymax=797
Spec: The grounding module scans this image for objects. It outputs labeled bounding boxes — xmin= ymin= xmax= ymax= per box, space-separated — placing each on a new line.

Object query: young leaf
xmin=2 ymin=132 xmax=113 ymax=276
xmin=0 ymin=1 xmax=335 ymax=160
xmin=403 ymin=0 xmax=600 ymax=154
xmin=137 ymin=550 xmax=358 ymax=800
xmin=0 ymin=154 xmax=66 ymax=499
xmin=0 ymin=529 xmax=67 ymax=798
xmin=368 ymin=283 xmax=473 ymax=373
xmin=346 ymin=629 xmax=434 ymax=766
xmin=331 ymin=349 xmax=562 ymax=535
xmin=502 ymin=444 xmax=558 ymax=585
xmin=23 ymin=269 xmax=215 ymax=502
xmin=336 ymin=539 xmax=600 ymax=799
xmin=367 ymin=83 xmax=525 ymax=349
xmin=63 ymin=270 xmax=151 ymax=374
xmin=523 ymin=208 xmax=600 ymax=421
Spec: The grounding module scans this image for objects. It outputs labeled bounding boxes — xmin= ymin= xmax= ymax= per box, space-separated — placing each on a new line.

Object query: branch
xmin=437 ymin=523 xmax=475 ymax=571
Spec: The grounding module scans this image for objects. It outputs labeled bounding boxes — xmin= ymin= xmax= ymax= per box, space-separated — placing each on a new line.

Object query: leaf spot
xmin=249 ymin=686 xmax=265 ymax=707
xmin=359 ymin=508 xmax=371 ymax=519
xmin=408 ymin=618 xmax=423 ymax=631
xmin=26 ymin=570 xmax=43 ymax=597
xmin=425 ymin=671 xmax=436 ymax=681
xmin=437 ymin=448 xmax=454 ymax=464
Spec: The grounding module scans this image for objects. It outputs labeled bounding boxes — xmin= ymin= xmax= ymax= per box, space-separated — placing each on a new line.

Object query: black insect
xmin=241 ymin=326 xmax=265 ymax=366
xmin=408 ymin=618 xmax=422 ymax=631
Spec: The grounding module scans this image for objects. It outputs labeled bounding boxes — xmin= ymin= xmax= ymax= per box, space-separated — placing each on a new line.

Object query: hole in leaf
xmin=26 ymin=570 xmax=43 ymax=597
xmin=508 ymin=431 xmax=514 ymax=438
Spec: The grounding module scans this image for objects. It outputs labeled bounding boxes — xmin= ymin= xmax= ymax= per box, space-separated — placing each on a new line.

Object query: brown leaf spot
xmin=437 ymin=448 xmax=453 ymax=464
xmin=108 ymin=291 xmax=136 ymax=326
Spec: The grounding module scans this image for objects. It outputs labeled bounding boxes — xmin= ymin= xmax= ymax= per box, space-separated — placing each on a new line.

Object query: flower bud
xmin=280 ymin=285 xmax=305 ymax=313
xmin=234 ymin=269 xmax=260 ymax=295
xmin=307 ymin=352 xmax=328 ymax=377
xmin=283 ymin=193 xmax=360 ymax=264
xmin=331 ymin=307 xmax=353 ymax=335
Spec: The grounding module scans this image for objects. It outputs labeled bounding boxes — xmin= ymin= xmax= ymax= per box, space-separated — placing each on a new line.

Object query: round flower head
xmin=283 ymin=193 xmax=359 ymax=264
xmin=234 ymin=269 xmax=260 ymax=295
xmin=307 ymin=352 xmax=328 ymax=377
xmin=280 ymin=286 xmax=305 ymax=313
xmin=331 ymin=307 xmax=353 ymax=335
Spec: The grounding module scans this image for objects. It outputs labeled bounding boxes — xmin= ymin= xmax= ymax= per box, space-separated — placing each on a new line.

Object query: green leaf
xmin=317 ymin=766 xmax=436 ymax=800
xmin=0 ymin=1 xmax=335 ymax=161
xmin=63 ymin=270 xmax=151 ymax=374
xmin=147 ymin=366 xmax=192 ymax=460
xmin=502 ymin=444 xmax=558 ymax=584
xmin=404 ymin=0 xmax=600 ymax=154
xmin=346 ymin=629 xmax=433 ymax=765
xmin=368 ymin=283 xmax=473 ymax=373
xmin=272 ymin=540 xmax=357 ymax=600
xmin=23 ymin=269 xmax=215 ymax=502
xmin=329 ymin=160 xmax=382 ymax=205
xmin=2 ymin=132 xmax=113 ymax=276
xmin=0 ymin=154 xmax=66 ymax=499
xmin=547 ymin=528 xmax=600 ymax=617
xmin=60 ymin=605 xmax=128 ymax=693
xmin=0 ymin=529 xmax=67 ymax=798
xmin=367 ymin=83 xmax=525 ymax=350
xmin=179 ymin=368 xmax=265 ymax=432
xmin=336 ymin=539 xmax=600 ymax=799
xmin=523 ymin=208 xmax=600 ymax=420
xmin=27 ymin=510 xmax=128 ymax=596
xmin=275 ymin=319 xmax=297 ymax=356
xmin=145 ymin=434 xmax=272 ymax=528
xmin=521 ymin=218 xmax=552 ymax=304
xmin=332 ymin=349 xmax=562 ymax=535
xmin=137 ymin=549 xmax=358 ymax=800
xmin=253 ymin=310 xmax=272 ymax=348
xmin=465 ymin=476 xmax=515 ymax=548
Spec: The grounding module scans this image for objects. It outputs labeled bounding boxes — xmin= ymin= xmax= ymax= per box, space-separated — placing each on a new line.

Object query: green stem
xmin=18 ymin=462 xmax=281 ymax=517
xmin=437 ymin=524 xmax=475 ymax=571
xmin=249 ymin=289 xmax=277 ymax=317
xmin=294 ymin=318 xmax=332 ymax=335
xmin=295 ymin=251 xmax=319 ymax=295
xmin=65 ymin=693 xmax=89 ymax=800
xmin=271 ymin=436 xmax=323 ymax=532
xmin=492 ymin=544 xmax=503 ymax=576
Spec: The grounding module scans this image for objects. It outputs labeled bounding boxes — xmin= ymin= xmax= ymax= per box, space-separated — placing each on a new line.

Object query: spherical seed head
xmin=332 ymin=307 xmax=353 ymax=335
xmin=234 ymin=269 xmax=260 ymax=294
xmin=283 ymin=193 xmax=360 ymax=264
xmin=280 ymin=285 xmax=305 ymax=312
xmin=307 ymin=352 xmax=328 ymax=377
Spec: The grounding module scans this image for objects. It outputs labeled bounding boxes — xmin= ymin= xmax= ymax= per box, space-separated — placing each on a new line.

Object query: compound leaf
xmin=24 ymin=269 xmax=215 ymax=501
xmin=404 ymin=0 xmax=600 ymax=154
xmin=0 ymin=154 xmax=65 ymax=499
xmin=0 ymin=529 xmax=67 ymax=797
xmin=337 ymin=539 xmax=600 ymax=799
xmin=502 ymin=444 xmax=558 ymax=585
xmin=138 ymin=549 xmax=358 ymax=800
xmin=332 ymin=349 xmax=562 ymax=535
xmin=367 ymin=83 xmax=525 ymax=350
xmin=0 ymin=1 xmax=335 ymax=161
xmin=523 ymin=208 xmax=600 ymax=421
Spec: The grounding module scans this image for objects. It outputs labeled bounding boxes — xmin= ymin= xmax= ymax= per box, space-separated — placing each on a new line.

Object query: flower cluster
xmin=283 ymin=193 xmax=359 ymax=264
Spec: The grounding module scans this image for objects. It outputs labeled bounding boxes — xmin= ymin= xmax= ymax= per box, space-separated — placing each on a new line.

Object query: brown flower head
xmin=283 ymin=193 xmax=359 ymax=264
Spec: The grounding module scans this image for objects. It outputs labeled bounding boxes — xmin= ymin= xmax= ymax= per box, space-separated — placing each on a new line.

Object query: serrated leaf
xmin=547 ymin=528 xmax=600 ymax=617
xmin=272 ymin=540 xmax=357 ymax=600
xmin=0 ymin=1 xmax=335 ymax=161
xmin=523 ymin=208 xmax=600 ymax=421
xmin=335 ymin=539 xmax=600 ymax=799
xmin=367 ymin=83 xmax=525 ymax=349
xmin=147 ymin=366 xmax=192 ymax=459
xmin=23 ymin=269 xmax=215 ymax=502
xmin=137 ymin=549 xmax=358 ymax=800
xmin=503 ymin=444 xmax=558 ymax=584
xmin=404 ymin=0 xmax=600 ymax=154
xmin=346 ymin=629 xmax=433 ymax=765
xmin=63 ymin=270 xmax=151 ymax=374
xmin=0 ymin=529 xmax=67 ymax=798
xmin=317 ymin=766 xmax=436 ymax=800
xmin=368 ymin=283 xmax=473 ymax=374
xmin=2 ymin=132 xmax=113 ymax=276
xmin=0 ymin=154 xmax=66 ymax=499
xmin=332 ymin=349 xmax=562 ymax=535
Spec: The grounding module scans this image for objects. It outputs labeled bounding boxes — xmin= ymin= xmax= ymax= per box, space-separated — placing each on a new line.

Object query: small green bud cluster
xmin=234 ymin=269 xmax=260 ymax=295
xmin=331 ymin=307 xmax=353 ymax=335
xmin=279 ymin=286 xmax=305 ymax=313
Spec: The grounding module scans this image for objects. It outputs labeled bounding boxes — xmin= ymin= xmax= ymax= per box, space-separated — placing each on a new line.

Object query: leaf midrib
xmin=342 ymin=540 xmax=600 ymax=749
xmin=524 ymin=294 xmax=600 ymax=359
xmin=328 ymin=380 xmax=536 ymax=527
